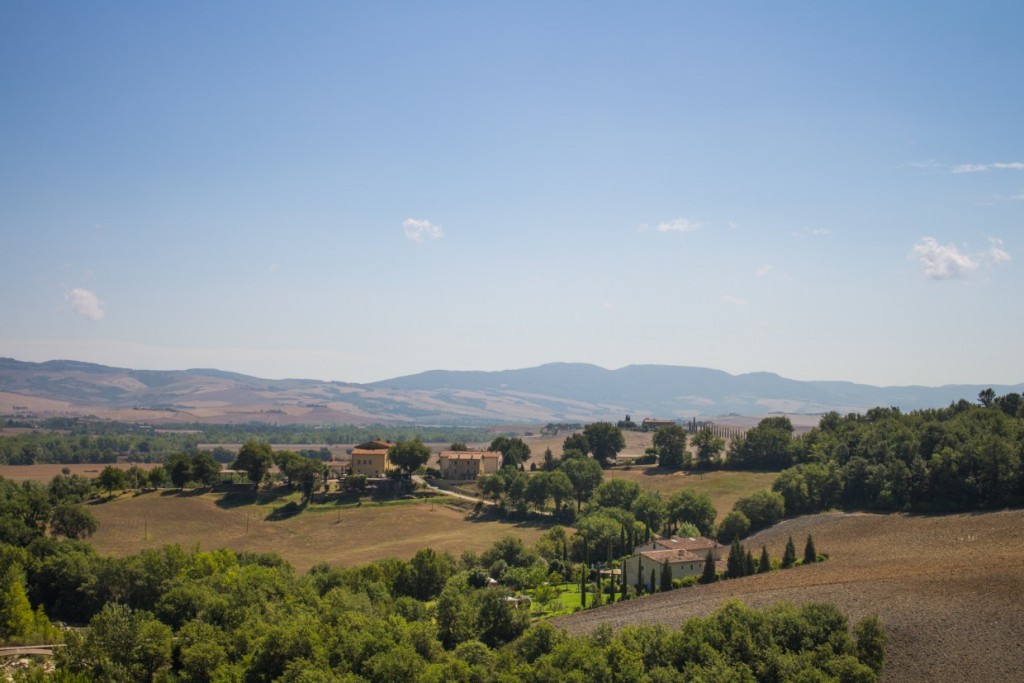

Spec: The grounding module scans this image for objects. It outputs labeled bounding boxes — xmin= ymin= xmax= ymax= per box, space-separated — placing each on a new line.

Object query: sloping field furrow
xmin=553 ymin=510 xmax=1024 ymax=683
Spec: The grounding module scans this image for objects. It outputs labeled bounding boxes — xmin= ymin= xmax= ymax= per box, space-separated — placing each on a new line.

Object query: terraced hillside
xmin=553 ymin=510 xmax=1024 ymax=683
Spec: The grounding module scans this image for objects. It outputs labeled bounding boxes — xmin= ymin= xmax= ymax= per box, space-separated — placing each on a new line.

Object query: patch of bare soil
xmin=553 ymin=510 xmax=1024 ymax=683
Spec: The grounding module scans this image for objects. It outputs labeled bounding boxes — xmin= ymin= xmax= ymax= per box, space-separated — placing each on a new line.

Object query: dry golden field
xmin=604 ymin=467 xmax=778 ymax=521
xmin=554 ymin=510 xmax=1024 ymax=683
xmin=0 ymin=462 xmax=160 ymax=483
xmin=85 ymin=489 xmax=550 ymax=572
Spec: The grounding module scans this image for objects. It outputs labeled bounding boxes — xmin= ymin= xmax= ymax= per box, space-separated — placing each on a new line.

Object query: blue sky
xmin=1 ymin=2 xmax=1021 ymax=386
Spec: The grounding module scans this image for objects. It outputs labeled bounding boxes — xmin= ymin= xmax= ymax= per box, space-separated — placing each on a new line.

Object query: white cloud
xmin=656 ymin=217 xmax=702 ymax=233
xmin=988 ymin=237 xmax=1012 ymax=264
xmin=910 ymin=237 xmax=1011 ymax=280
xmin=64 ymin=289 xmax=105 ymax=321
xmin=403 ymin=218 xmax=444 ymax=242
xmin=722 ymin=295 xmax=747 ymax=306
xmin=269 ymin=263 xmax=281 ymax=272
xmin=952 ymin=162 xmax=1024 ymax=174
xmin=810 ymin=228 xmax=831 ymax=236
xmin=755 ymin=265 xmax=772 ymax=277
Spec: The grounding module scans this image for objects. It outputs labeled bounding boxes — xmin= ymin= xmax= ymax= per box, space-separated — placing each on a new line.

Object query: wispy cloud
xmin=910 ymin=236 xmax=1011 ymax=280
xmin=403 ymin=218 xmax=444 ymax=242
xmin=722 ymin=295 xmax=747 ymax=306
xmin=755 ymin=265 xmax=772 ymax=277
xmin=792 ymin=228 xmax=831 ymax=238
xmin=656 ymin=217 xmax=702 ymax=233
xmin=952 ymin=162 xmax=1024 ymax=174
xmin=988 ymin=237 xmax=1011 ymax=264
xmin=65 ymin=288 xmax=105 ymax=321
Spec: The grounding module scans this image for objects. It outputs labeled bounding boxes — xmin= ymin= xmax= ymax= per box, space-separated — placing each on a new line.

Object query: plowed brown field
xmin=553 ymin=510 xmax=1024 ymax=683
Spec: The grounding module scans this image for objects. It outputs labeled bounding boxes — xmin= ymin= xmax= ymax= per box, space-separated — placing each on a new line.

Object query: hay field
xmin=605 ymin=467 xmax=777 ymax=521
xmin=0 ymin=462 xmax=159 ymax=483
xmin=86 ymin=490 xmax=549 ymax=572
xmin=554 ymin=510 xmax=1024 ymax=683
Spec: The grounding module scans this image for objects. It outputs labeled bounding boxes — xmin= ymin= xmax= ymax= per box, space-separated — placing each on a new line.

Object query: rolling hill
xmin=1 ymin=357 xmax=1021 ymax=424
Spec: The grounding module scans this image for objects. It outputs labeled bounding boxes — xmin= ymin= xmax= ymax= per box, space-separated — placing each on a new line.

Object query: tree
xmin=803 ymin=534 xmax=818 ymax=564
xmin=546 ymin=470 xmax=573 ymax=513
xmin=125 ymin=465 xmax=148 ymax=490
xmin=59 ymin=603 xmax=173 ymax=681
xmin=389 ymin=438 xmax=431 ymax=475
xmin=560 ymin=457 xmax=604 ymax=510
xmin=733 ymin=490 xmax=786 ymax=532
xmin=727 ymin=416 xmax=795 ymax=470
xmin=50 ymin=503 xmax=98 ymax=540
xmin=147 ymin=466 xmax=169 ymax=489
xmin=541 ymin=448 xmax=558 ymax=471
xmin=716 ymin=510 xmax=750 ymax=543
xmin=744 ymin=549 xmax=756 ymax=576
xmin=0 ymin=563 xmax=33 ymax=640
xmin=632 ymin=491 xmax=666 ymax=537
xmin=594 ymin=478 xmax=641 ymax=510
xmin=479 ymin=474 xmax=505 ymax=502
xmin=653 ymin=425 xmax=689 ymax=470
xmin=855 ymin=615 xmax=887 ymax=674
xmin=97 ymin=466 xmax=127 ymax=498
xmin=289 ymin=457 xmax=328 ymax=503
xmin=583 ymin=423 xmax=626 ymax=468
xmin=488 ymin=436 xmax=531 ymax=469
xmin=782 ymin=536 xmax=797 ymax=568
xmin=691 ymin=428 xmax=725 ymax=473
xmin=191 ymin=452 xmax=221 ymax=487
xmin=978 ymin=388 xmax=996 ymax=407
xmin=562 ymin=433 xmax=590 ymax=457
xmin=166 ymin=453 xmax=193 ymax=489
xmin=666 ymin=490 xmax=717 ymax=537
xmin=758 ymin=545 xmax=771 ymax=573
xmin=726 ymin=538 xmax=746 ymax=579
xmin=700 ymin=550 xmax=718 ymax=584
xmin=232 ymin=441 xmax=274 ymax=488
xmin=525 ymin=472 xmax=551 ymax=512
xmin=660 ymin=559 xmax=673 ymax=591
xmin=449 ymin=442 xmax=468 ymax=451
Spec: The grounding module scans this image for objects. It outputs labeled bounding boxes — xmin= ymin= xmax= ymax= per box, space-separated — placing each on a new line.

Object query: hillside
xmin=553 ymin=510 xmax=1024 ymax=683
xmin=1 ymin=357 xmax=1022 ymax=424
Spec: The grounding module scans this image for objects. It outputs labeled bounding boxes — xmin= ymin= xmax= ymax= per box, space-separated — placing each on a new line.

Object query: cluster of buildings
xmin=621 ymin=534 xmax=727 ymax=590
xmin=337 ymin=440 xmax=504 ymax=480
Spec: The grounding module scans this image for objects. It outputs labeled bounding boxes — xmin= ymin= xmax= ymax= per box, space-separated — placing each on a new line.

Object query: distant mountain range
xmin=0 ymin=357 xmax=1020 ymax=425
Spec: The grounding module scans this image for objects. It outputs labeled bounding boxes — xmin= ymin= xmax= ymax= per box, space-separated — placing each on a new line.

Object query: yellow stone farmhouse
xmin=437 ymin=450 xmax=503 ymax=480
xmin=349 ymin=439 xmax=396 ymax=477
xmin=622 ymin=535 xmax=726 ymax=591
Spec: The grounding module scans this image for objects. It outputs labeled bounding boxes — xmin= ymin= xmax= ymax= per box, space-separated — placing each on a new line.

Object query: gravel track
xmin=552 ymin=510 xmax=1024 ymax=683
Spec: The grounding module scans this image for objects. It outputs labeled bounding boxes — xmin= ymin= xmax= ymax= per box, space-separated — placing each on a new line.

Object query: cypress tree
xmin=744 ymin=549 xmax=756 ymax=576
xmin=650 ymin=568 xmax=657 ymax=593
xmin=804 ymin=534 xmax=817 ymax=564
xmin=758 ymin=545 xmax=771 ymax=573
xmin=782 ymin=536 xmax=797 ymax=568
xmin=621 ymin=560 xmax=628 ymax=601
xmin=660 ymin=558 xmax=673 ymax=592
xmin=726 ymin=537 xmax=745 ymax=578
xmin=636 ymin=556 xmax=644 ymax=594
xmin=700 ymin=549 xmax=717 ymax=584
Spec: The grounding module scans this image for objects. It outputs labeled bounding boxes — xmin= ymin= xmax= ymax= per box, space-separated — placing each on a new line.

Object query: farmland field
xmin=604 ymin=467 xmax=777 ymax=521
xmin=554 ymin=510 xmax=1024 ymax=683
xmin=0 ymin=462 xmax=159 ymax=483
xmin=86 ymin=489 xmax=551 ymax=572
